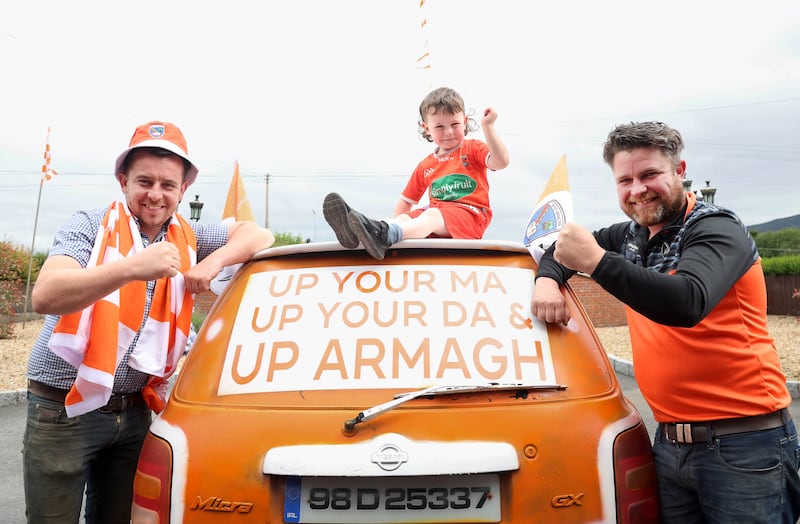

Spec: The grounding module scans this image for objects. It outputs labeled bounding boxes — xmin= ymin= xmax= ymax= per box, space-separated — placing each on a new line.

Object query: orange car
xmin=132 ymin=239 xmax=659 ymax=523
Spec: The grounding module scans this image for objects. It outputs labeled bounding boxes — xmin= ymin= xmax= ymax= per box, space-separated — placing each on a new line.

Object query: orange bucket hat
xmin=114 ymin=121 xmax=199 ymax=186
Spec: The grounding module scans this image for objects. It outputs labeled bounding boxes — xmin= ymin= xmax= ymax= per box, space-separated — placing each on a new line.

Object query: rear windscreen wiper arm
xmin=342 ymin=383 xmax=566 ymax=434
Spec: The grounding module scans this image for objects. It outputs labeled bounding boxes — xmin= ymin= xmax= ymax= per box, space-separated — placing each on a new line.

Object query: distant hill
xmin=748 ymin=214 xmax=800 ymax=233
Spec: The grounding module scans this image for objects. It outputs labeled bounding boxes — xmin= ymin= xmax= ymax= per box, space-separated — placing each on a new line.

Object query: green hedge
xmin=762 ymin=255 xmax=800 ymax=275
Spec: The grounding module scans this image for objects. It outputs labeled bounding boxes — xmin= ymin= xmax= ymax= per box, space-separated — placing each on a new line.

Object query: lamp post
xmin=189 ymin=195 xmax=204 ymax=222
xmin=312 ymin=209 xmax=317 ymax=242
xmin=700 ymin=180 xmax=716 ymax=205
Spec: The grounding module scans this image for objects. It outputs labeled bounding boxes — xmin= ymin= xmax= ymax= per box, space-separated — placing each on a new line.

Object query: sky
xmin=1 ymin=0 xmax=798 ymax=253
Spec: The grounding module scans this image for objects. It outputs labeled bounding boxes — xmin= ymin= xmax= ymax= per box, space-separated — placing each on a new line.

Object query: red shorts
xmin=407 ymin=203 xmax=492 ymax=239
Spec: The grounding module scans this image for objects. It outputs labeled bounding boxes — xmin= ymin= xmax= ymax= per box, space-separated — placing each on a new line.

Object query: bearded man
xmin=531 ymin=121 xmax=800 ymax=523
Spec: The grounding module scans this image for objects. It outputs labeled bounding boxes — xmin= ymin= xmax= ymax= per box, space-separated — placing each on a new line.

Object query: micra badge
xmin=191 ymin=495 xmax=254 ymax=513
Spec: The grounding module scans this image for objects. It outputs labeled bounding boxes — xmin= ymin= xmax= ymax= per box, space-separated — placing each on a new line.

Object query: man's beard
xmin=626 ymin=189 xmax=685 ymax=227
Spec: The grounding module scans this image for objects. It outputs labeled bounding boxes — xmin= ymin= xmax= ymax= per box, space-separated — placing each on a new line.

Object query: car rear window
xmin=175 ymin=244 xmax=614 ymax=407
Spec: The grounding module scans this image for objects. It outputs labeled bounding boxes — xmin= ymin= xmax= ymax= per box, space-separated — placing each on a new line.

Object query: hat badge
xmin=148 ymin=124 xmax=166 ymax=139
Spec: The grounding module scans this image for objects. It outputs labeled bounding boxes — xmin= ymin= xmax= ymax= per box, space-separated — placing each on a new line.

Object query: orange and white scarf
xmin=48 ymin=201 xmax=196 ymax=417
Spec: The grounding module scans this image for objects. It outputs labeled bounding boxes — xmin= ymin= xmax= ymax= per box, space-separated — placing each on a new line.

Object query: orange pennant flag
xmin=41 ymin=125 xmax=58 ymax=182
xmin=222 ymin=161 xmax=255 ymax=223
xmin=212 ymin=161 xmax=255 ymax=295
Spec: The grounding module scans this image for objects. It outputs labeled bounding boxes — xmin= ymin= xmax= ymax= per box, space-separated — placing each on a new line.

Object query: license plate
xmin=283 ymin=474 xmax=501 ymax=523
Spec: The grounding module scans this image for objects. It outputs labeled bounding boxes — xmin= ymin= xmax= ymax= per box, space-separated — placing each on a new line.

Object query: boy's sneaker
xmin=348 ymin=210 xmax=391 ymax=260
xmin=323 ymin=193 xmax=359 ymax=248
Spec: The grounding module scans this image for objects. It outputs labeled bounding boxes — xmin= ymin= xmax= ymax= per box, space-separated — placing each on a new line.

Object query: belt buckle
xmin=665 ymin=422 xmax=694 ymax=444
xmin=676 ymin=423 xmax=693 ymax=443
xmin=98 ymin=394 xmax=125 ymax=414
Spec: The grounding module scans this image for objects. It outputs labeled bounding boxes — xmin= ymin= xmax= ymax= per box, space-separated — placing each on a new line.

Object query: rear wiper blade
xmin=393 ymin=382 xmax=566 ymax=398
xmin=342 ymin=383 xmax=566 ymax=434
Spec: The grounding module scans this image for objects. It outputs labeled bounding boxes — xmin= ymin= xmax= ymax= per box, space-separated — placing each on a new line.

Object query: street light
xmin=312 ymin=209 xmax=317 ymax=242
xmin=700 ymin=180 xmax=716 ymax=205
xmin=189 ymin=195 xmax=204 ymax=222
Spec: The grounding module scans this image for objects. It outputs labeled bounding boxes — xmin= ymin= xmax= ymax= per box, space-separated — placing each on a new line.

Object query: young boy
xmin=323 ymin=86 xmax=510 ymax=260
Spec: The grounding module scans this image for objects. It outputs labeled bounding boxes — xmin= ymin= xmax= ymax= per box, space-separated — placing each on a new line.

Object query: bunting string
xmin=417 ymin=0 xmax=432 ymax=89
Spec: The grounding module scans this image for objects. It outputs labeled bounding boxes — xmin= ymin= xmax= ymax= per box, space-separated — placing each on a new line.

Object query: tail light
xmin=613 ymin=425 xmax=660 ymax=523
xmin=132 ymin=434 xmax=173 ymax=523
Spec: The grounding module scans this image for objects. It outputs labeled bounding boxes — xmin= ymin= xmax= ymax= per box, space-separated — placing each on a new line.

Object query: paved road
xmin=2 ymin=375 xmax=799 ymax=523
xmin=1 ymin=401 xmax=26 ymax=524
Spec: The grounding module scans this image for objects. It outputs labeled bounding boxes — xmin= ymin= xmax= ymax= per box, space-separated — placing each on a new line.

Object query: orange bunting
xmin=41 ymin=125 xmax=57 ymax=182
xmin=417 ymin=0 xmax=431 ymax=78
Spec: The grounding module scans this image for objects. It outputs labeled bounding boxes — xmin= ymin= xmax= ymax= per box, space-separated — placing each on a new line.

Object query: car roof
xmin=253 ymin=238 xmax=531 ymax=260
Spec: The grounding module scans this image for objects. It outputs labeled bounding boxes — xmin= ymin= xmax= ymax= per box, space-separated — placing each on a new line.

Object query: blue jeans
xmin=22 ymin=392 xmax=152 ymax=524
xmin=653 ymin=419 xmax=800 ymax=523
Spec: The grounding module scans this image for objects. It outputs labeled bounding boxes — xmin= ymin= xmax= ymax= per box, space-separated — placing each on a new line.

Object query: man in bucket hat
xmin=23 ymin=120 xmax=274 ymax=523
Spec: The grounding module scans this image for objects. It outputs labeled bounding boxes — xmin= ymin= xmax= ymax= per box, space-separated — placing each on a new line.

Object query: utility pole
xmin=264 ymin=172 xmax=270 ymax=229
xmin=312 ymin=209 xmax=317 ymax=241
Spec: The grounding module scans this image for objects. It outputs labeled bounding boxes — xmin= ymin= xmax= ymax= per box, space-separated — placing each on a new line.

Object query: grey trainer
xmin=323 ymin=193 xmax=359 ymax=248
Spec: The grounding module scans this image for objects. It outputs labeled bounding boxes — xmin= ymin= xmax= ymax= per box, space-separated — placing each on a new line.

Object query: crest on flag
xmin=524 ymin=155 xmax=573 ymax=263
xmin=524 ymin=200 xmax=567 ymax=245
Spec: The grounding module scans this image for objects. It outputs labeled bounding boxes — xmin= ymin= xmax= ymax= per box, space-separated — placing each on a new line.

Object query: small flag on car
xmin=523 ymin=154 xmax=573 ymax=263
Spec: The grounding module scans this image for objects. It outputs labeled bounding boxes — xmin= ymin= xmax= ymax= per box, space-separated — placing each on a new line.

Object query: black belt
xmin=28 ymin=379 xmax=145 ymax=413
xmin=660 ymin=409 xmax=791 ymax=443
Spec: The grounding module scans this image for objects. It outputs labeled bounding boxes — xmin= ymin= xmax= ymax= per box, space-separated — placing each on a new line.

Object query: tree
xmin=272 ymin=231 xmax=306 ymax=247
xmin=0 ymin=242 xmax=28 ymax=337
xmin=753 ymin=228 xmax=800 ymax=258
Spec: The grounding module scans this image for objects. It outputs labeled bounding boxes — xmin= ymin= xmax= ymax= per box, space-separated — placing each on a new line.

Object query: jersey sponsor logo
xmin=430 ymin=174 xmax=477 ymax=202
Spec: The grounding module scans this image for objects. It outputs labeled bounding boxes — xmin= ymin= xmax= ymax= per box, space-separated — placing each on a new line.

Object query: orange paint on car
xmin=133 ymin=239 xmax=659 ymax=523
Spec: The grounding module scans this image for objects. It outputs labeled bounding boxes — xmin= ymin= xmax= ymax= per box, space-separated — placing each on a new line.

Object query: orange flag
xmin=211 ymin=161 xmax=256 ymax=295
xmin=222 ymin=161 xmax=255 ymax=222
xmin=41 ymin=125 xmax=58 ymax=182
